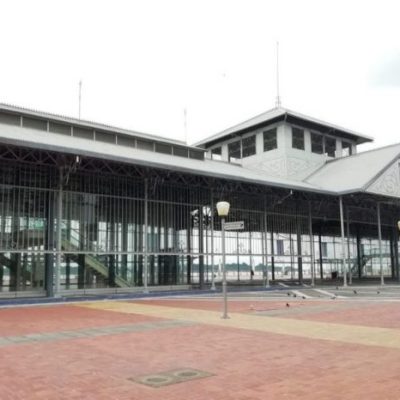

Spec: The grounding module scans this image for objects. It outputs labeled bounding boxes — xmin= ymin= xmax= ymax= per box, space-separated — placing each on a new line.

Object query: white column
xmin=346 ymin=208 xmax=352 ymax=285
xmin=339 ymin=196 xmax=347 ymax=287
xmin=308 ymin=202 xmax=315 ymax=286
xmin=210 ymin=191 xmax=216 ymax=290
xmin=143 ymin=179 xmax=149 ymax=293
xmin=54 ymin=167 xmax=63 ymax=296
xmin=377 ymin=202 xmax=385 ymax=286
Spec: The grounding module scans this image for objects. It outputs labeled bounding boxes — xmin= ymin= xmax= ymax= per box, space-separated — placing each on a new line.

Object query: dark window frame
xmin=211 ymin=146 xmax=222 ymax=161
xmin=228 ymin=139 xmax=241 ymax=163
xmin=242 ymin=135 xmax=256 ymax=158
xmin=292 ymin=127 xmax=305 ymax=150
xmin=325 ymin=137 xmax=336 ymax=157
xmin=263 ymin=128 xmax=277 ymax=152
xmin=155 ymin=142 xmax=172 ymax=155
xmin=311 ymin=132 xmax=323 ymax=154
xmin=342 ymin=141 xmax=352 ymax=156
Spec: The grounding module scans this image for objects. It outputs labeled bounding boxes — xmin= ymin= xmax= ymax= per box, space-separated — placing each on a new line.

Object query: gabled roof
xmin=0 ymin=121 xmax=328 ymax=194
xmin=305 ymin=143 xmax=400 ymax=194
xmin=195 ymin=107 xmax=373 ymax=147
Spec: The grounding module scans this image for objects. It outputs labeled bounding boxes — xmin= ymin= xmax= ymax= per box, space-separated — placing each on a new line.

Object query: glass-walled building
xmin=0 ymin=103 xmax=399 ymax=297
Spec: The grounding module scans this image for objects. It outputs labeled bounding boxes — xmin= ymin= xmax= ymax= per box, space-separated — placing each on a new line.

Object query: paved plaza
xmin=1 ymin=286 xmax=400 ymax=399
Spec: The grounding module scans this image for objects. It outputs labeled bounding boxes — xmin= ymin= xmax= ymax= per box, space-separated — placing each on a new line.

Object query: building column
xmin=356 ymin=227 xmax=362 ymax=279
xmin=210 ymin=191 xmax=216 ymax=290
xmin=270 ymin=216 xmax=275 ymax=281
xmin=264 ymin=211 xmax=270 ymax=287
xmin=296 ymin=217 xmax=303 ymax=284
xmin=318 ymin=222 xmax=323 ymax=280
xmin=54 ymin=167 xmax=63 ymax=296
xmin=339 ymin=196 xmax=347 ymax=287
xmin=346 ymin=208 xmax=352 ymax=285
xmin=308 ymin=202 xmax=315 ymax=286
xmin=377 ymin=202 xmax=384 ymax=286
xmin=143 ymin=179 xmax=149 ymax=292
xmin=186 ymin=212 xmax=192 ymax=284
xmin=390 ymin=230 xmax=395 ymax=279
xmin=393 ymin=225 xmax=400 ymax=282
xmin=198 ymin=205 xmax=204 ymax=289
xmin=45 ymin=190 xmax=55 ymax=297
xmin=121 ymin=218 xmax=128 ymax=281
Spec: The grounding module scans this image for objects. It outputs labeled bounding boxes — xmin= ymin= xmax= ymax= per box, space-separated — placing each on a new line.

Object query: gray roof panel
xmin=195 ymin=107 xmax=374 ymax=147
xmin=305 ymin=143 xmax=400 ymax=194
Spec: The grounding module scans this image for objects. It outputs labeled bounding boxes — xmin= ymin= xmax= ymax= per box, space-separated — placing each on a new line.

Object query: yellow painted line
xmin=77 ymin=301 xmax=400 ymax=350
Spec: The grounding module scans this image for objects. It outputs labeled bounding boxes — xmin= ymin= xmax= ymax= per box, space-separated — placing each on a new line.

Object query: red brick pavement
xmin=0 ymin=304 xmax=162 ymax=336
xmin=0 ymin=299 xmax=400 ymax=399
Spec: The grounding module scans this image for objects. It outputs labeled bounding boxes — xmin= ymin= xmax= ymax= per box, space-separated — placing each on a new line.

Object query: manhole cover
xmin=131 ymin=368 xmax=213 ymax=388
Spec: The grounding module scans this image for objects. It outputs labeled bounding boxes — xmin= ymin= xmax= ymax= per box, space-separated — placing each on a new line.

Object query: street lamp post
xmin=216 ymin=201 xmax=230 ymax=319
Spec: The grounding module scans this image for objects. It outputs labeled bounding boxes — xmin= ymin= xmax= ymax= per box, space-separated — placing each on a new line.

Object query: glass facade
xmin=0 ymin=144 xmax=399 ymax=296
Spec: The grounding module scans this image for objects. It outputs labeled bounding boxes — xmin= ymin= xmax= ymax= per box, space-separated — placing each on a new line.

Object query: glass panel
xmin=325 ymin=137 xmax=336 ymax=157
xmin=263 ymin=128 xmax=277 ymax=151
xmin=96 ymin=131 xmax=115 ymax=144
xmin=73 ymin=127 xmax=94 ymax=139
xmin=311 ymin=132 xmax=323 ymax=154
xmin=155 ymin=143 xmax=172 ymax=154
xmin=342 ymin=141 xmax=352 ymax=156
xmin=137 ymin=139 xmax=154 ymax=151
xmin=228 ymin=140 xmax=241 ymax=163
xmin=49 ymin=122 xmax=71 ymax=135
xmin=211 ymin=147 xmax=222 ymax=161
xmin=292 ymin=127 xmax=304 ymax=150
xmin=23 ymin=117 xmax=47 ymax=131
xmin=189 ymin=150 xmax=204 ymax=160
xmin=242 ymin=135 xmax=256 ymax=158
xmin=173 ymin=146 xmax=188 ymax=157
xmin=118 ymin=135 xmax=136 ymax=147
xmin=0 ymin=112 xmax=20 ymax=126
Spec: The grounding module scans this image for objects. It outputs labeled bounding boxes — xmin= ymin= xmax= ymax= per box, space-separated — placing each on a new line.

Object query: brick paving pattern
xmin=1 ymin=291 xmax=400 ymax=399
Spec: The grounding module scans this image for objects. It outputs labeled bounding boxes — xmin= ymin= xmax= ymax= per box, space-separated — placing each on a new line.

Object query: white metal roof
xmin=0 ymin=103 xmax=200 ymax=149
xmin=0 ymin=122 xmax=332 ymax=195
xmin=305 ymin=143 xmax=400 ymax=194
xmin=0 ymin=103 xmax=398 ymax=198
xmin=195 ymin=107 xmax=374 ymax=146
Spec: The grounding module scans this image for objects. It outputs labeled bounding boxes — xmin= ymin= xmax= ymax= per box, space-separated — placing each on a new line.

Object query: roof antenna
xmin=184 ymin=107 xmax=188 ymax=144
xmin=275 ymin=41 xmax=282 ymax=108
xmin=78 ymin=80 xmax=82 ymax=119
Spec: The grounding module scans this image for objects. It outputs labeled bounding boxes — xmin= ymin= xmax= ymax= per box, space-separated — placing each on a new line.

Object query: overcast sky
xmin=1 ymin=0 xmax=400 ymax=150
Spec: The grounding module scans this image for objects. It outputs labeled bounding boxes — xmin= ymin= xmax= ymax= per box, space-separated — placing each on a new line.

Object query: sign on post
xmin=224 ymin=221 xmax=244 ymax=231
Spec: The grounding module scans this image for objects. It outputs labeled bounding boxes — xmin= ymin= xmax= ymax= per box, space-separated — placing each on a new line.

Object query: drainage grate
xmin=131 ymin=368 xmax=213 ymax=388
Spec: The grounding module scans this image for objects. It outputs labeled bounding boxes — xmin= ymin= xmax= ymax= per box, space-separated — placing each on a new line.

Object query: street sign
xmin=224 ymin=221 xmax=244 ymax=231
